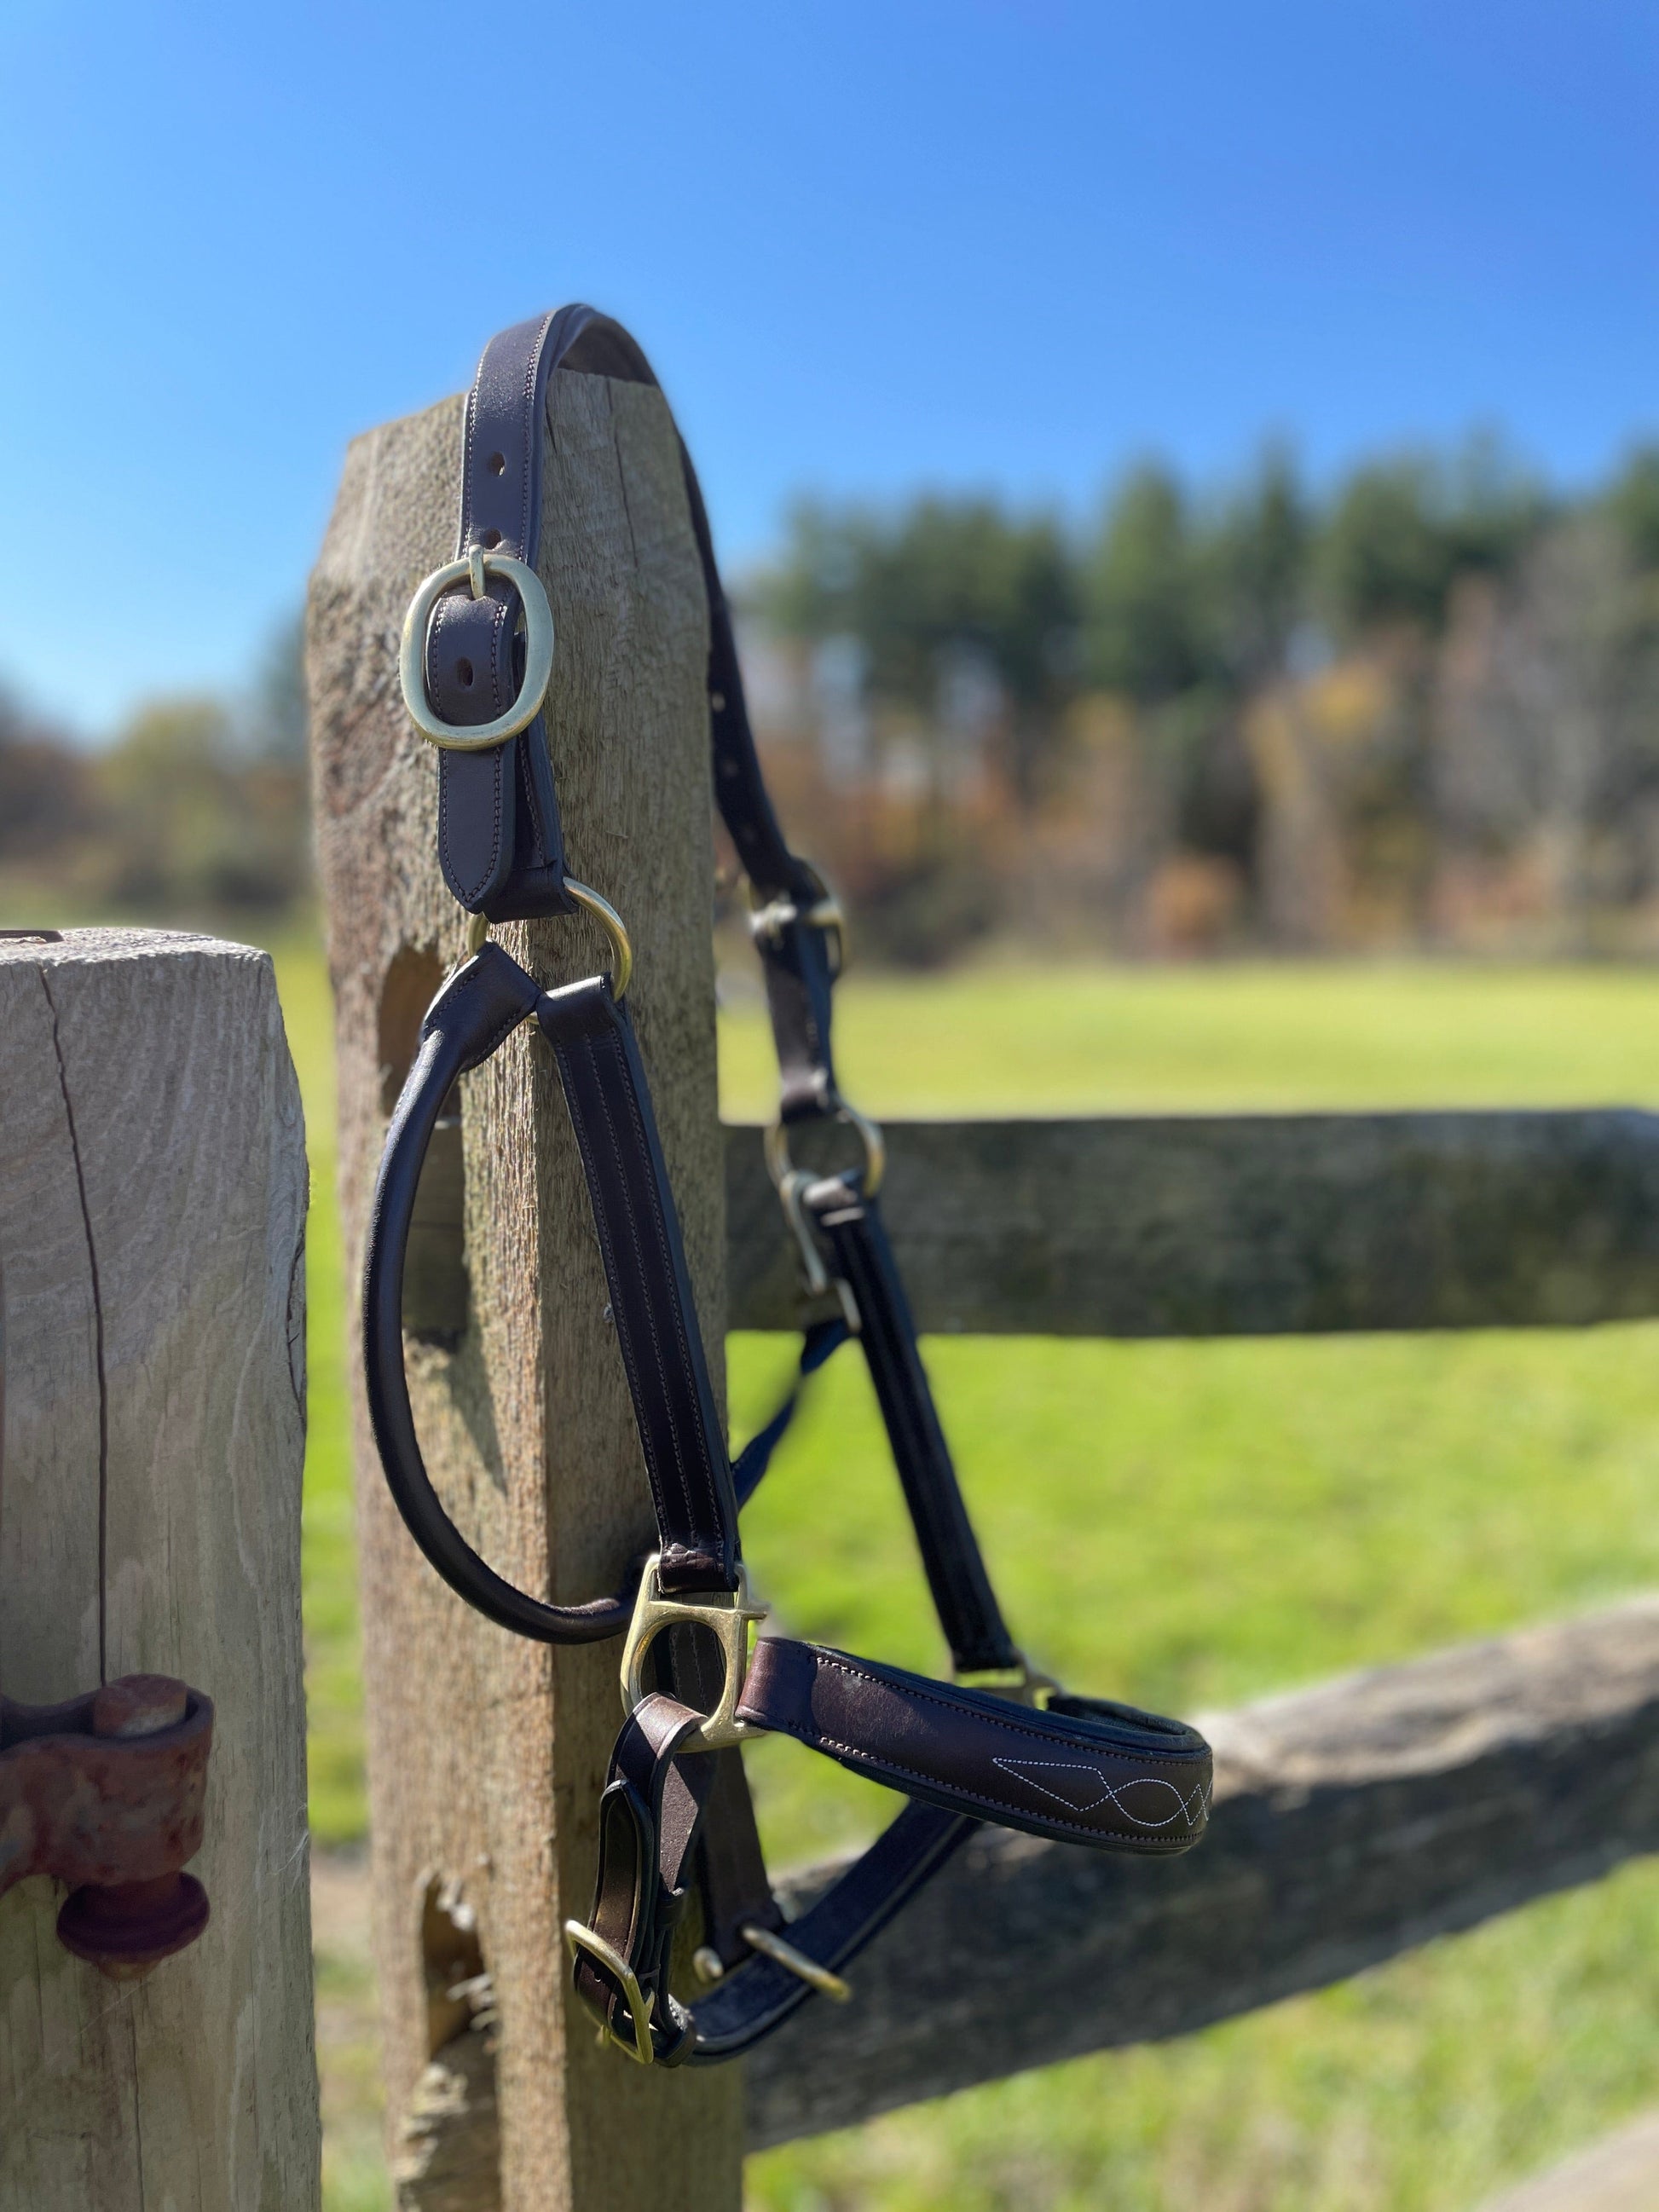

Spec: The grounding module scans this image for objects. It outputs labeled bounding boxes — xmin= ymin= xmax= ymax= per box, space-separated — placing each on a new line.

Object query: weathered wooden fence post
xmin=307 ymin=361 xmax=738 ymax=2206
xmin=0 ymin=928 xmax=318 ymax=2209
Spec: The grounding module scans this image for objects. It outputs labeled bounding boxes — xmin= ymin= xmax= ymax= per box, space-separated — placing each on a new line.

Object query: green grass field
xmin=269 ymin=944 xmax=1659 ymax=2212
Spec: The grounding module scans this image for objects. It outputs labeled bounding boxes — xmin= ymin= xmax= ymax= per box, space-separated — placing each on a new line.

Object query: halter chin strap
xmin=371 ymin=309 xmax=1212 ymax=2071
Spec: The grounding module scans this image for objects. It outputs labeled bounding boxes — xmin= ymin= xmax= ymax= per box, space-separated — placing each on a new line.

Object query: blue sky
xmin=3 ymin=0 xmax=1657 ymax=737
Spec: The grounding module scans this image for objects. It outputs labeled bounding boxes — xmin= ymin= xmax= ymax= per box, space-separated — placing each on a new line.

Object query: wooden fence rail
xmin=312 ymin=363 xmax=1659 ymax=2212
xmin=390 ymin=1595 xmax=1659 ymax=2189
xmin=404 ymin=1109 xmax=1659 ymax=1349
xmin=729 ymin=1111 xmax=1659 ymax=1336
xmin=747 ymin=1597 xmax=1659 ymax=2144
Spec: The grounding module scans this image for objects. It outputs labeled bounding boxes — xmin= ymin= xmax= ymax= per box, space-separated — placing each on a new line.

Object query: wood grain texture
xmin=0 ymin=929 xmax=316 ymax=2209
xmin=726 ymin=1109 xmax=1659 ymax=1336
xmin=743 ymin=1598 xmax=1659 ymax=2144
xmin=308 ymin=368 xmax=740 ymax=2210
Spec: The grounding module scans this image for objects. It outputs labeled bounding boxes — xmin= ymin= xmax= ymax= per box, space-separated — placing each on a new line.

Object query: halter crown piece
xmin=364 ymin=309 xmax=1212 ymax=2067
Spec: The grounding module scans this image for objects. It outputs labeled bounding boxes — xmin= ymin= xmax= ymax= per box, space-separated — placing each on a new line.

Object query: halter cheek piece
xmin=364 ymin=309 xmax=1212 ymax=2068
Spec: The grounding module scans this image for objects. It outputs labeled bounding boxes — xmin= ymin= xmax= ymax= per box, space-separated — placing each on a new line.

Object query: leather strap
xmin=806 ymin=1178 xmax=1021 ymax=1674
xmin=739 ymin=1638 xmax=1211 ymax=1852
xmin=573 ymin=1687 xmax=975 ymax=2065
xmin=731 ymin=1316 xmax=849 ymax=1508
xmin=535 ymin=976 xmax=741 ymax=1594
xmin=568 ymin=1693 xmax=715 ymax=2065
xmin=363 ymin=944 xmax=638 ymax=1641
xmin=684 ymin=1800 xmax=971 ymax=2064
xmin=430 ymin=309 xmax=588 ymax=920
xmin=426 ymin=307 xmax=824 ymax=932
xmin=366 ymin=944 xmax=740 ymax=1623
xmin=574 ymin=1631 xmax=1211 ymax=2062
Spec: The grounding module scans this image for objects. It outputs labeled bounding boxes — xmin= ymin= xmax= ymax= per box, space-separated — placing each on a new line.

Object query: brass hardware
xmin=777 ymin=1168 xmax=832 ymax=1297
xmin=691 ymin=1943 xmax=725 ymax=1986
xmin=764 ymin=1099 xmax=886 ymax=1202
xmin=564 ymin=881 xmax=634 ymax=1001
xmin=619 ymin=1554 xmax=768 ymax=1753
xmin=739 ymin=1921 xmax=851 ymax=2001
xmin=953 ymin=1651 xmax=1061 ymax=1709
xmin=460 ymin=881 xmax=633 ymax=1001
xmin=749 ymin=887 xmax=847 ymax=977
xmin=563 ymin=1920 xmax=656 ymax=2065
xmin=399 ymin=549 xmax=555 ymax=751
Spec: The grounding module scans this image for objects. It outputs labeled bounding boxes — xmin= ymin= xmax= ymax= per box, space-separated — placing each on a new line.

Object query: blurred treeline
xmin=743 ymin=438 xmax=1659 ymax=962
xmin=0 ymin=617 xmax=309 ymax=926
xmin=9 ymin=440 xmax=1659 ymax=962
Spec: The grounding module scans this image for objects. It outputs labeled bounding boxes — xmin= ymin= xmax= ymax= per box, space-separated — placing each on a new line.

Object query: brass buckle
xmin=399 ymin=547 xmax=556 ymax=752
xmin=749 ymin=881 xmax=847 ymax=978
xmin=953 ymin=1652 xmax=1060 ymax=1709
xmin=618 ymin=1555 xmax=768 ymax=1752
xmin=562 ymin=1920 xmax=656 ymax=2065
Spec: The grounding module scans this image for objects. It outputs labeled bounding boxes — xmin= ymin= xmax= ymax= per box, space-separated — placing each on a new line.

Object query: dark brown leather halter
xmin=363 ymin=309 xmax=1211 ymax=2067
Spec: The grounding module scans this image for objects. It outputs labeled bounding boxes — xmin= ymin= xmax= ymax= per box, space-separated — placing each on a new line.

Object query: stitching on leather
xmin=431 ymin=595 xmax=506 ymax=907
xmin=430 ymin=965 xmax=530 ymax=1069
xmin=589 ymin=1040 xmax=692 ymax=1508
xmin=436 ymin=314 xmax=553 ymax=915
xmin=799 ymin=1650 xmax=1207 ymax=1765
xmin=587 ymin=1027 xmax=718 ymax=1539
xmin=555 ymin=1024 xmax=706 ymax=1545
xmin=607 ymin=1025 xmax=725 ymax=1538
xmin=518 ymin=311 xmax=552 ymax=558
xmin=988 ymin=1758 xmax=1212 ymax=1829
xmin=758 ymin=1712 xmax=1205 ymax=1840
xmin=438 ymin=745 xmax=504 ymax=907
xmin=460 ymin=375 xmax=480 ymax=539
xmin=488 ymin=596 xmax=506 ymax=717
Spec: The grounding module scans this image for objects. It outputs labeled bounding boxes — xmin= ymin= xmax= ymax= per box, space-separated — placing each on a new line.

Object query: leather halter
xmin=363 ymin=309 xmax=1211 ymax=2067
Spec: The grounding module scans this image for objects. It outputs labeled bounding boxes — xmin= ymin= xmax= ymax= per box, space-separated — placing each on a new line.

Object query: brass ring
xmin=399 ymin=551 xmax=555 ymax=751
xmin=764 ymin=1099 xmax=886 ymax=1199
xmin=463 ymin=881 xmax=633 ymax=1001
xmin=566 ymin=881 xmax=633 ymax=1000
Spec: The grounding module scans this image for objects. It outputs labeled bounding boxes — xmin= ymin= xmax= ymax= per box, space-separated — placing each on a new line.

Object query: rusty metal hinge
xmin=0 ymin=1672 xmax=214 ymax=1978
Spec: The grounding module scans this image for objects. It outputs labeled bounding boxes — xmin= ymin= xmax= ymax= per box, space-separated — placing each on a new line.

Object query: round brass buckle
xmin=399 ymin=547 xmax=555 ymax=752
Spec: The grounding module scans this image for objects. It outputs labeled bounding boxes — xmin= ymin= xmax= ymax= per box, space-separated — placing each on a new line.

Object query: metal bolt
xmin=55 ymin=1672 xmax=211 ymax=1981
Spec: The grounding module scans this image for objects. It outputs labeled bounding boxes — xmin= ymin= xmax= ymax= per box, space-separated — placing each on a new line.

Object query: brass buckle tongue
xmin=618 ymin=1554 xmax=768 ymax=1753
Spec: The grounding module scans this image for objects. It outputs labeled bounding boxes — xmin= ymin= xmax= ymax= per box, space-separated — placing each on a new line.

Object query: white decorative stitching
xmin=991 ymin=1758 xmax=1211 ymax=1830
